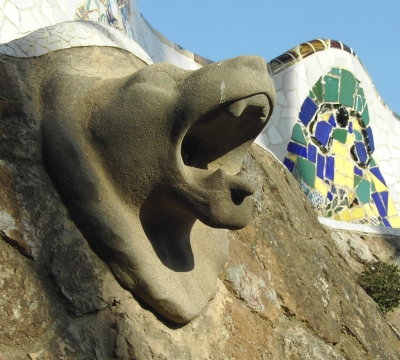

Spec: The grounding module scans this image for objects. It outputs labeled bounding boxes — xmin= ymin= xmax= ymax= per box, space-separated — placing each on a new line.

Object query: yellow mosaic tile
xmin=388 ymin=216 xmax=400 ymax=228
xmin=350 ymin=206 xmax=365 ymax=219
xmin=322 ymin=113 xmax=330 ymax=120
xmin=352 ymin=120 xmax=361 ymax=132
xmin=387 ymin=197 xmax=397 ymax=217
xmin=335 ymin=172 xmax=353 ymax=188
xmin=315 ymin=177 xmax=328 ymax=197
xmin=345 ymin=133 xmax=355 ymax=146
xmin=371 ymin=174 xmax=388 ymax=192
xmin=334 ymin=214 xmax=341 ymax=221
xmin=332 ymin=141 xmax=349 ymax=158
xmin=365 ymin=203 xmax=379 ymax=217
xmin=341 ymin=209 xmax=352 ymax=222
xmin=287 ymin=153 xmax=297 ymax=162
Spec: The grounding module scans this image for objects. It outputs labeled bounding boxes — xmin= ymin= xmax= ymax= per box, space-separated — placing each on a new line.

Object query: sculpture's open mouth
xmin=179 ymin=93 xmax=272 ymax=229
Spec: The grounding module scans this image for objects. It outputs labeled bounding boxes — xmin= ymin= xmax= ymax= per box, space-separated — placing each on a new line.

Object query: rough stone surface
xmin=0 ymin=49 xmax=399 ymax=359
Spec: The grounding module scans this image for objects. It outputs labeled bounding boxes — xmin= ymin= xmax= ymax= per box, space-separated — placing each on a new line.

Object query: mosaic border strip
xmin=0 ymin=20 xmax=152 ymax=63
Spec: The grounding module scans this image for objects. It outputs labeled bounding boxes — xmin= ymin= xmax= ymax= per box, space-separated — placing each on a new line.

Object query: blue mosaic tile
xmin=299 ymin=97 xmax=318 ymax=126
xmin=370 ymin=167 xmax=387 ymax=186
xmin=308 ymin=143 xmax=317 ymax=163
xmin=372 ymin=192 xmax=387 ymax=217
xmin=366 ymin=126 xmax=375 ymax=152
xmin=355 ymin=141 xmax=368 ymax=164
xmin=315 ymin=121 xmax=333 ymax=146
xmin=382 ymin=218 xmax=392 ymax=228
xmin=317 ymin=153 xmax=325 ymax=179
xmin=354 ymin=166 xmax=363 ymax=176
xmin=327 ymin=192 xmax=333 ymax=201
xmin=348 ymin=122 xmax=353 ymax=133
xmin=325 ymin=156 xmax=335 ymax=181
xmin=328 ymin=114 xmax=337 ymax=127
xmin=287 ymin=142 xmax=307 ymax=158
xmin=381 ymin=191 xmax=389 ymax=209
xmin=283 ymin=157 xmax=295 ymax=172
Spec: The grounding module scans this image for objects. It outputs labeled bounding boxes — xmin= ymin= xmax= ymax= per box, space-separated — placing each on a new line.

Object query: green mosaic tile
xmin=309 ymin=90 xmax=316 ymax=100
xmin=323 ymin=75 xmax=339 ymax=102
xmin=329 ymin=68 xmax=341 ymax=76
xmin=354 ymin=95 xmax=364 ymax=112
xmin=354 ymin=175 xmax=362 ymax=187
xmin=297 ymin=157 xmax=315 ymax=188
xmin=334 ymin=206 xmax=343 ymax=213
xmin=354 ymin=130 xmax=363 ymax=141
xmin=327 ymin=210 xmax=332 ymax=217
xmin=292 ymin=123 xmax=307 ymax=145
xmin=326 ymin=203 xmax=331 ymax=210
xmin=312 ymin=77 xmax=323 ymax=103
xmin=369 ymin=158 xmax=376 ymax=167
xmin=362 ymin=106 xmax=370 ymax=125
xmin=371 ymin=182 xmax=376 ymax=192
xmin=356 ymin=179 xmax=371 ymax=204
xmin=333 ymin=128 xmax=347 ymax=143
xmin=339 ymin=69 xmax=356 ymax=107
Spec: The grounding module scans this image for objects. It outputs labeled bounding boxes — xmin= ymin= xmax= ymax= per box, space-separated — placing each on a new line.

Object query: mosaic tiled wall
xmin=0 ymin=1 xmax=399 ymax=230
xmin=283 ymin=67 xmax=400 ymax=228
xmin=255 ymin=40 xmax=400 ymax=229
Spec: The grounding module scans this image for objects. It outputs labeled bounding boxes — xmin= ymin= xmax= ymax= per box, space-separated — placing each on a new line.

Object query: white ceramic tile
xmin=55 ymin=0 xmax=66 ymax=16
xmin=255 ymin=131 xmax=270 ymax=149
xmin=282 ymin=69 xmax=298 ymax=91
xmin=14 ymin=0 xmax=35 ymax=9
xmin=46 ymin=0 xmax=58 ymax=6
xmin=268 ymin=124 xmax=284 ymax=145
xmin=41 ymin=0 xmax=55 ymax=23
xmin=271 ymin=104 xmax=282 ymax=127
xmin=47 ymin=41 xmax=59 ymax=51
xmin=20 ymin=9 xmax=41 ymax=33
xmin=34 ymin=0 xmax=42 ymax=7
xmin=35 ymin=37 xmax=46 ymax=47
xmin=278 ymin=117 xmax=297 ymax=142
xmin=272 ymin=73 xmax=284 ymax=91
xmin=281 ymin=107 xmax=298 ymax=119
xmin=52 ymin=5 xmax=66 ymax=22
xmin=0 ymin=18 xmax=19 ymax=43
xmin=276 ymin=91 xmax=288 ymax=107
xmin=33 ymin=43 xmax=46 ymax=55
xmin=30 ymin=6 xmax=45 ymax=27
xmin=333 ymin=49 xmax=347 ymax=68
xmin=58 ymin=38 xmax=70 ymax=48
xmin=0 ymin=9 xmax=4 ymax=29
xmin=306 ymin=68 xmax=318 ymax=87
xmin=390 ymin=159 xmax=400 ymax=180
xmin=0 ymin=0 xmax=5 ymax=10
xmin=4 ymin=1 xmax=20 ymax=28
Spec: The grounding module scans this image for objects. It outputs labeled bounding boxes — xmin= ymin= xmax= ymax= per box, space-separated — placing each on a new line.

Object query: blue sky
xmin=137 ymin=0 xmax=400 ymax=114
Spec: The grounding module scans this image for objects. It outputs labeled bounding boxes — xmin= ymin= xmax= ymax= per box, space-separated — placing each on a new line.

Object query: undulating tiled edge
xmin=0 ymin=21 xmax=153 ymax=64
xmin=0 ymin=0 xmax=206 ymax=70
xmin=319 ymin=217 xmax=400 ymax=236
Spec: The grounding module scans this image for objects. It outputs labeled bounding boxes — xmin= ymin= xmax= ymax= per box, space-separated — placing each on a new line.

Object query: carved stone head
xmin=41 ymin=48 xmax=276 ymax=322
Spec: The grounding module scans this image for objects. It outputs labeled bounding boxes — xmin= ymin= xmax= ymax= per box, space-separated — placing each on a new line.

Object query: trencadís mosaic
xmin=284 ymin=68 xmax=400 ymax=228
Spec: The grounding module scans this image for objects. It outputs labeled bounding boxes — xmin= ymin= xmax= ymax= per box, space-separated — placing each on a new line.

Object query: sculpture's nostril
xmin=231 ymin=188 xmax=252 ymax=205
xmin=181 ymin=136 xmax=202 ymax=167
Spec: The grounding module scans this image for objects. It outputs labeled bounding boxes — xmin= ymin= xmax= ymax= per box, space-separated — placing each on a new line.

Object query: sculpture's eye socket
xmin=181 ymin=136 xmax=203 ymax=167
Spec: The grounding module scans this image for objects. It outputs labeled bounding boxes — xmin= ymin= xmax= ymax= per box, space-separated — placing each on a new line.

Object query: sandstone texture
xmin=0 ymin=51 xmax=399 ymax=359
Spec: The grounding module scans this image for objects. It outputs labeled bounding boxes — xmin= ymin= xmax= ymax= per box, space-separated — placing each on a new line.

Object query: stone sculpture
xmin=38 ymin=47 xmax=276 ymax=322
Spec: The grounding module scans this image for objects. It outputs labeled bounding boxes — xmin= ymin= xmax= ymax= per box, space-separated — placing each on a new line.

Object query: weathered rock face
xmin=0 ymin=51 xmax=399 ymax=359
